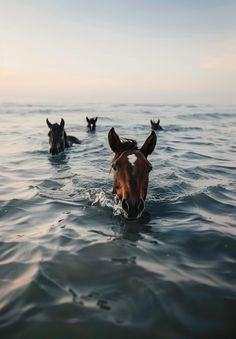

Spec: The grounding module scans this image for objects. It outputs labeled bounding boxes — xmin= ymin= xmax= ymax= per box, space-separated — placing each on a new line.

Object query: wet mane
xmin=118 ymin=138 xmax=138 ymax=152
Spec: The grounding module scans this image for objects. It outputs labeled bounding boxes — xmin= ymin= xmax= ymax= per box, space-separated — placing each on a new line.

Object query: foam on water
xmin=82 ymin=189 xmax=123 ymax=216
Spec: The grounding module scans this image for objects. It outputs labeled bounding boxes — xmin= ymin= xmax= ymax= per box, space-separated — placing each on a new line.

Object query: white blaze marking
xmin=128 ymin=154 xmax=137 ymax=166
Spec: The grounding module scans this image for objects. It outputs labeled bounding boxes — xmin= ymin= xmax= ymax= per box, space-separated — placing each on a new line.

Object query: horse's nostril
xmin=138 ymin=199 xmax=145 ymax=213
xmin=122 ymin=199 xmax=130 ymax=213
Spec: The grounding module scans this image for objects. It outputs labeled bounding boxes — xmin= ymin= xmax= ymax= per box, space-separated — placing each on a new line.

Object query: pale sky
xmin=0 ymin=0 xmax=236 ymax=103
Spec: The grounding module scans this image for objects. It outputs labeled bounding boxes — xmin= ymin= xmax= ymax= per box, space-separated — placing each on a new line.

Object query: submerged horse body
xmin=108 ymin=128 xmax=156 ymax=220
xmin=46 ymin=118 xmax=81 ymax=155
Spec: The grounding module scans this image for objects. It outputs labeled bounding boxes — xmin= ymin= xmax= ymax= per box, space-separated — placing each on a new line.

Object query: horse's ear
xmin=150 ymin=120 xmax=154 ymax=125
xmin=140 ymin=131 xmax=157 ymax=157
xmin=86 ymin=117 xmax=90 ymax=123
xmin=108 ymin=128 xmax=122 ymax=153
xmin=46 ymin=118 xmax=52 ymax=129
xmin=60 ymin=118 xmax=65 ymax=129
xmin=157 ymin=119 xmax=160 ymax=125
xmin=94 ymin=117 xmax=98 ymax=123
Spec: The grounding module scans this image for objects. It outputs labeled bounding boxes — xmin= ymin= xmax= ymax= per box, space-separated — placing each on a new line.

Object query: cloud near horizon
xmin=202 ymin=50 xmax=236 ymax=72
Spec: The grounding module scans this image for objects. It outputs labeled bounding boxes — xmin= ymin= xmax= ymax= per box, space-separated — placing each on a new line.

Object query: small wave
xmin=182 ymin=151 xmax=223 ymax=161
xmin=179 ymin=112 xmax=236 ymax=120
xmin=1 ymin=102 xmax=236 ymax=338
xmin=81 ymin=189 xmax=123 ymax=216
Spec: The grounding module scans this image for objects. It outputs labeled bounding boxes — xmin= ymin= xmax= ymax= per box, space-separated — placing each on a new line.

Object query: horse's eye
xmin=112 ymin=164 xmax=118 ymax=172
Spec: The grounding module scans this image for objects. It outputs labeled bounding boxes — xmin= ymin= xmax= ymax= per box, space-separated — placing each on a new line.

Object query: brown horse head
xmin=46 ymin=118 xmax=65 ymax=155
xmin=108 ymin=128 xmax=156 ymax=220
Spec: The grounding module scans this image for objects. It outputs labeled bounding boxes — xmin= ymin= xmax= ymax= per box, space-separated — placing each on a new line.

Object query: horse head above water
xmin=151 ymin=119 xmax=163 ymax=131
xmin=46 ymin=118 xmax=80 ymax=155
xmin=108 ymin=128 xmax=157 ymax=220
xmin=86 ymin=117 xmax=98 ymax=132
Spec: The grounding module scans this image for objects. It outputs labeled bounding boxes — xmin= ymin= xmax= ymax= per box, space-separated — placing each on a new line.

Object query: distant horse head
xmin=46 ymin=118 xmax=66 ymax=155
xmin=86 ymin=117 xmax=98 ymax=132
xmin=151 ymin=119 xmax=163 ymax=131
xmin=108 ymin=128 xmax=156 ymax=220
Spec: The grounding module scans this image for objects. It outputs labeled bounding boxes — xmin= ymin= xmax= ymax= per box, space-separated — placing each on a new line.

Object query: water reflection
xmin=48 ymin=152 xmax=70 ymax=168
xmin=112 ymin=211 xmax=153 ymax=242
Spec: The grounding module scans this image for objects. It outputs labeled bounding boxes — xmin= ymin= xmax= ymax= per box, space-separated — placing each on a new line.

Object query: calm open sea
xmin=0 ymin=103 xmax=236 ymax=338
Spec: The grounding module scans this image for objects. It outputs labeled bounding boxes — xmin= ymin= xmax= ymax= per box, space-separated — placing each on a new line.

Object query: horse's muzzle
xmin=122 ymin=198 xmax=145 ymax=220
xmin=50 ymin=143 xmax=62 ymax=155
xmin=50 ymin=148 xmax=59 ymax=155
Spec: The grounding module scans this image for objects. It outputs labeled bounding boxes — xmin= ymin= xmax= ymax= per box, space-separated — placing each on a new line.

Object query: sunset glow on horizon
xmin=0 ymin=0 xmax=236 ymax=104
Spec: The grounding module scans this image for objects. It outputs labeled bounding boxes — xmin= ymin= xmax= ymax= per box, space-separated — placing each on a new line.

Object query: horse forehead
xmin=52 ymin=124 xmax=63 ymax=133
xmin=113 ymin=150 xmax=145 ymax=165
xmin=125 ymin=151 xmax=146 ymax=168
xmin=125 ymin=152 xmax=149 ymax=185
xmin=127 ymin=153 xmax=137 ymax=166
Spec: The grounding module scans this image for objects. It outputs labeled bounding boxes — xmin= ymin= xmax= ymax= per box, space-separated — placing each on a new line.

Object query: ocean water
xmin=0 ymin=103 xmax=236 ymax=338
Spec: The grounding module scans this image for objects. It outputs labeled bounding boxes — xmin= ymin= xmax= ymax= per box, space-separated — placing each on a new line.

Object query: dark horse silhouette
xmin=151 ymin=119 xmax=163 ymax=131
xmin=86 ymin=117 xmax=98 ymax=132
xmin=46 ymin=118 xmax=81 ymax=155
xmin=108 ymin=128 xmax=156 ymax=220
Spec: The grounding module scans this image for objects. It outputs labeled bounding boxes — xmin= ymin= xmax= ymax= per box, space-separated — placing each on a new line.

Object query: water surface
xmin=0 ymin=103 xmax=236 ymax=338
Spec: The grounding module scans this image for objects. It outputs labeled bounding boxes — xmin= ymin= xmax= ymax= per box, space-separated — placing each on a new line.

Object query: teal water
xmin=0 ymin=103 xmax=236 ymax=338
